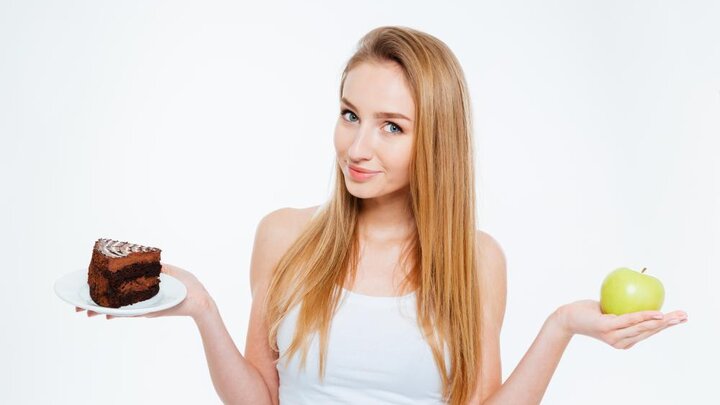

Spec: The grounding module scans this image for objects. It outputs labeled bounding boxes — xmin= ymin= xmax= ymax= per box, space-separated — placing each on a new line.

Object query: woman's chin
xmin=344 ymin=182 xmax=380 ymax=199
xmin=346 ymin=188 xmax=376 ymax=199
xmin=346 ymin=184 xmax=408 ymax=201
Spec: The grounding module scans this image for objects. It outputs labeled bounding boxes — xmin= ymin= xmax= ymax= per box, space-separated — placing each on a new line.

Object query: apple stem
xmin=641 ymin=267 xmax=647 ymax=274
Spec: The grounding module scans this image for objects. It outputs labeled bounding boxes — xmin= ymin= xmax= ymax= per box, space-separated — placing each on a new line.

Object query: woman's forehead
xmin=342 ymin=62 xmax=415 ymax=121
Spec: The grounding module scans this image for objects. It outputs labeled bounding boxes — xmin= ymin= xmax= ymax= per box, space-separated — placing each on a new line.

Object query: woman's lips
xmin=348 ymin=165 xmax=380 ymax=181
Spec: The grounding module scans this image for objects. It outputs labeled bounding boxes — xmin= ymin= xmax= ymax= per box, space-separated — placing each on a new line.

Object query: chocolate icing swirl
xmin=95 ymin=238 xmax=160 ymax=258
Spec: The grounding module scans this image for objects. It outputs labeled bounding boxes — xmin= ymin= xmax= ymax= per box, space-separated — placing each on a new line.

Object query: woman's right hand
xmin=75 ymin=263 xmax=216 ymax=321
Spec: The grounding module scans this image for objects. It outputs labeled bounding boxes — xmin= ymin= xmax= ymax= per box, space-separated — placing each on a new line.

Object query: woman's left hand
xmin=555 ymin=300 xmax=687 ymax=349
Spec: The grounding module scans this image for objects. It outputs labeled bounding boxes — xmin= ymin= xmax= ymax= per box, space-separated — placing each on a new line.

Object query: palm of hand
xmin=561 ymin=299 xmax=687 ymax=349
xmin=142 ymin=263 xmax=213 ymax=319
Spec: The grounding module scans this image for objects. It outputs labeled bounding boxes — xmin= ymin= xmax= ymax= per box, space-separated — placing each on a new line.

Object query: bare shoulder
xmin=255 ymin=205 xmax=320 ymax=250
xmin=475 ymin=230 xmax=507 ymax=269
xmin=249 ymin=205 xmax=321 ymax=296
xmin=475 ymin=230 xmax=507 ymax=329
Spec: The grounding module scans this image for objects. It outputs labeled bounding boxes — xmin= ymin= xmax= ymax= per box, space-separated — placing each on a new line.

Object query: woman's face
xmin=334 ymin=61 xmax=416 ymax=200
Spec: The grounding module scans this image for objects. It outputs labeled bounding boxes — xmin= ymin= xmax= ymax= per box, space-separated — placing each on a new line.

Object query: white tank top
xmin=276 ymin=287 xmax=449 ymax=404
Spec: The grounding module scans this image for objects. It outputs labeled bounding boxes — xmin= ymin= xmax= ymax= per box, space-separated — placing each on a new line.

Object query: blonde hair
xmin=265 ymin=26 xmax=481 ymax=405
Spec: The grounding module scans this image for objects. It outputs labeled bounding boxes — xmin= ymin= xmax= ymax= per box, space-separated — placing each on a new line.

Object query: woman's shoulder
xmin=475 ymin=230 xmax=505 ymax=259
xmin=249 ymin=205 xmax=322 ymax=293
xmin=254 ymin=205 xmax=322 ymax=251
xmin=475 ymin=230 xmax=507 ymax=279
xmin=258 ymin=205 xmax=321 ymax=234
xmin=475 ymin=229 xmax=507 ymax=327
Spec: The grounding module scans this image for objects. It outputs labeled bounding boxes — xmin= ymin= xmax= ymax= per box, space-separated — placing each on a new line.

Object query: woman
xmin=77 ymin=26 xmax=688 ymax=405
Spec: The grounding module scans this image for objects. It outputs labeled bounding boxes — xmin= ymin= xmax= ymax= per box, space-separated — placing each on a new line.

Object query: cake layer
xmin=88 ymin=273 xmax=161 ymax=307
xmin=90 ymin=260 xmax=162 ymax=283
xmin=90 ymin=282 xmax=160 ymax=308
xmin=117 ymin=275 xmax=159 ymax=294
xmin=115 ymin=284 xmax=160 ymax=307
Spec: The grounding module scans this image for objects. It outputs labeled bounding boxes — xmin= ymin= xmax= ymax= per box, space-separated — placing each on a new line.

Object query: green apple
xmin=600 ymin=267 xmax=665 ymax=315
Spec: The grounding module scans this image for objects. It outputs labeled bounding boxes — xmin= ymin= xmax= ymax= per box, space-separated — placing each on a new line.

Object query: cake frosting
xmin=96 ymin=238 xmax=161 ymax=258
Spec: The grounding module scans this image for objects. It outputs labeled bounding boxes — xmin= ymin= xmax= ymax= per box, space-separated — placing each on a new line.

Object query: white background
xmin=1 ymin=1 xmax=718 ymax=404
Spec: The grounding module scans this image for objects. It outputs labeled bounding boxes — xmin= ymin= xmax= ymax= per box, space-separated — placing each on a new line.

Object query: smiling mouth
xmin=347 ymin=163 xmax=380 ymax=174
xmin=348 ymin=166 xmax=380 ymax=180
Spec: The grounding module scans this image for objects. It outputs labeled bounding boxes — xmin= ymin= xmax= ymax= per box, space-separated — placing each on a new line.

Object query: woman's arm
xmin=472 ymin=232 xmax=688 ymax=405
xmin=197 ymin=208 xmax=309 ymax=405
xmin=86 ymin=263 xmax=276 ymax=404
xmin=193 ymin=299 xmax=274 ymax=405
xmin=137 ymin=264 xmax=275 ymax=405
xmin=162 ymin=208 xmax=312 ymax=405
xmin=482 ymin=302 xmax=686 ymax=405
xmin=480 ymin=307 xmax=571 ymax=405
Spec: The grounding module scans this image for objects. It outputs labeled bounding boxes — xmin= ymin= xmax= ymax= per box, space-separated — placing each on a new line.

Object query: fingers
xmin=612 ymin=310 xmax=687 ymax=335
xmin=618 ymin=317 xmax=687 ymax=349
xmin=74 ymin=306 xmax=115 ymax=320
xmin=611 ymin=313 xmax=688 ymax=349
xmin=75 ymin=306 xmax=98 ymax=316
xmin=615 ymin=318 xmax=665 ymax=340
xmin=622 ymin=326 xmax=667 ymax=348
xmin=160 ymin=262 xmax=176 ymax=275
xmin=609 ymin=310 xmax=665 ymax=329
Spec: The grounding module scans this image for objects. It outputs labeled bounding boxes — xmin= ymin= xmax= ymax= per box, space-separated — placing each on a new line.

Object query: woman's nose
xmin=347 ymin=125 xmax=374 ymax=161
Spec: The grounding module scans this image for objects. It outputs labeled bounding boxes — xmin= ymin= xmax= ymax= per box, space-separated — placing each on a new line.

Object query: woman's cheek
xmin=333 ymin=122 xmax=352 ymax=154
xmin=333 ymin=130 xmax=345 ymax=155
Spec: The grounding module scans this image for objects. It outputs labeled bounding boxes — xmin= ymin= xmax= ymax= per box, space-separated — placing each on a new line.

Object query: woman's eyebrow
xmin=341 ymin=97 xmax=412 ymax=122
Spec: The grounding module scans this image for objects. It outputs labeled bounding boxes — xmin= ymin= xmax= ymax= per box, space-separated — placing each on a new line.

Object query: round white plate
xmin=55 ymin=269 xmax=187 ymax=317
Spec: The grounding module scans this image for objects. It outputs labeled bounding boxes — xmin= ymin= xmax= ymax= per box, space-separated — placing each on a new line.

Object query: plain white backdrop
xmin=1 ymin=0 xmax=718 ymax=404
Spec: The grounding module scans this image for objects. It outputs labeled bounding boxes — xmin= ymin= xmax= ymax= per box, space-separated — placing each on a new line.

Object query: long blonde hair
xmin=265 ymin=26 xmax=481 ymax=405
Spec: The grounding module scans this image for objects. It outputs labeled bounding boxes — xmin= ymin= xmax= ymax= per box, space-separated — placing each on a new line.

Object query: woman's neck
xmin=357 ymin=191 xmax=415 ymax=243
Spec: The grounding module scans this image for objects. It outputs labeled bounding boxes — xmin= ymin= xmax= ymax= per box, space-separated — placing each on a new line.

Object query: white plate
xmin=55 ymin=269 xmax=187 ymax=317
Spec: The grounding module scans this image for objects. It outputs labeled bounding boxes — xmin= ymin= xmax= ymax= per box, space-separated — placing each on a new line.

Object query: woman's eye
xmin=341 ymin=109 xmax=402 ymax=134
xmin=383 ymin=122 xmax=403 ymax=134
xmin=341 ymin=110 xmax=358 ymax=122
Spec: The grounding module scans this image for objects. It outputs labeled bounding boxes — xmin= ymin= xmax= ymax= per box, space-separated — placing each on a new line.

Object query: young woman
xmin=77 ymin=26 xmax=688 ymax=405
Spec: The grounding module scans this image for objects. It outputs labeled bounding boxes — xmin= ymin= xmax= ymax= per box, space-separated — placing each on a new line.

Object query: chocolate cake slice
xmin=88 ymin=238 xmax=162 ymax=308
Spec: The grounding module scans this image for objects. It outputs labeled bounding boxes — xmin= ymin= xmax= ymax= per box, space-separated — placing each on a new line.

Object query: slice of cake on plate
xmin=88 ymin=238 xmax=162 ymax=308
